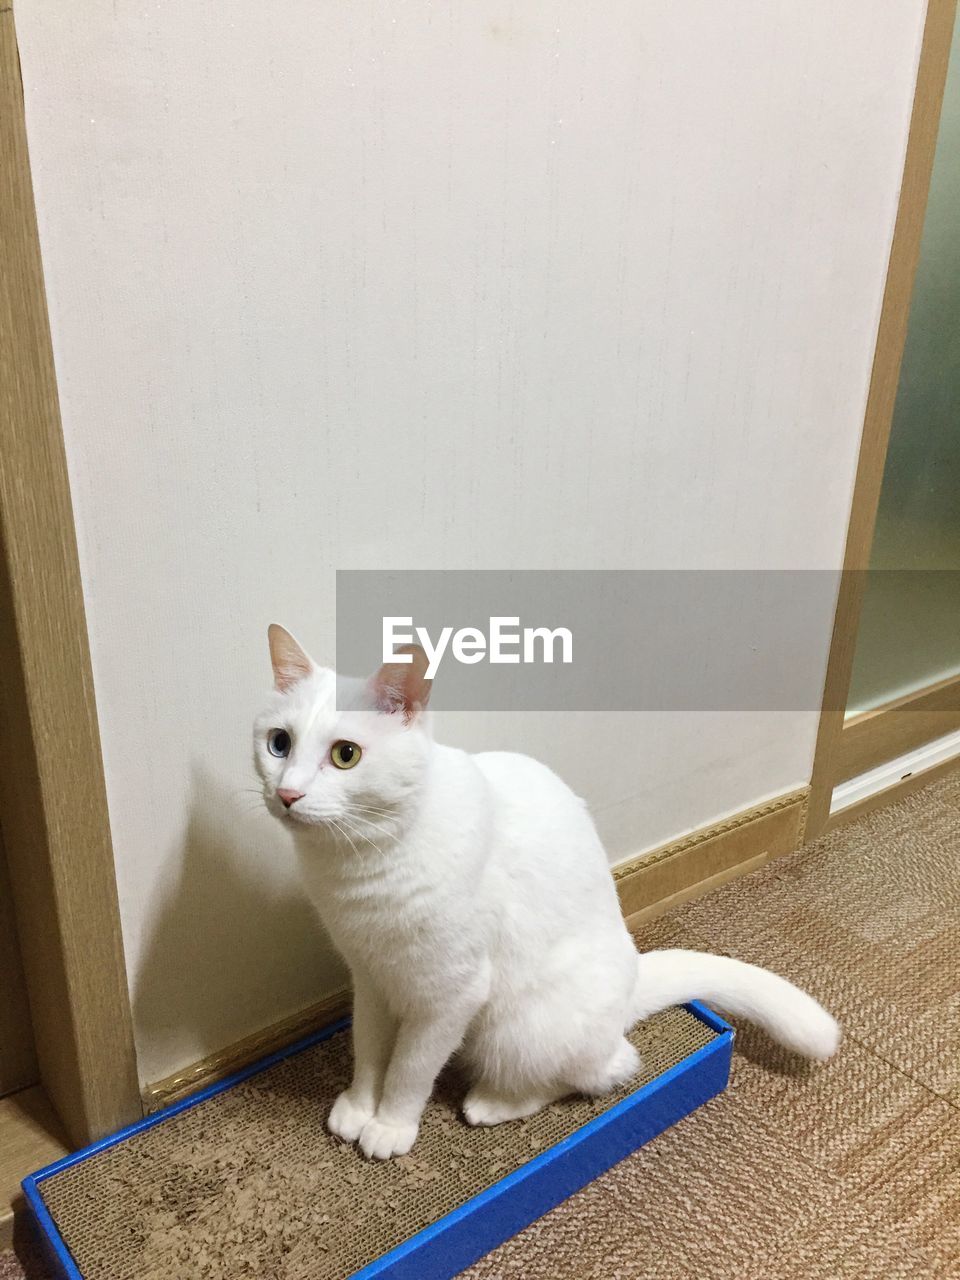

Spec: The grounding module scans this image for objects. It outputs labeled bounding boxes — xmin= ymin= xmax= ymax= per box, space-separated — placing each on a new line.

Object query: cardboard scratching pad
xmin=25 ymin=1002 xmax=732 ymax=1279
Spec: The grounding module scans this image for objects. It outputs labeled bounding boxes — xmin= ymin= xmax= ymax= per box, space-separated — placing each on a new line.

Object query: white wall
xmin=17 ymin=0 xmax=924 ymax=1084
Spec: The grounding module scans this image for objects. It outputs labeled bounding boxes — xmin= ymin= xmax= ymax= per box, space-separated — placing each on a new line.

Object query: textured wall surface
xmin=16 ymin=0 xmax=924 ymax=1081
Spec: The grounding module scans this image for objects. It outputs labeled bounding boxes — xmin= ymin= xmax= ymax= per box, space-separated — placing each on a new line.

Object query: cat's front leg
xmin=328 ymin=968 xmax=396 ymax=1144
xmin=359 ymin=996 xmax=480 ymax=1160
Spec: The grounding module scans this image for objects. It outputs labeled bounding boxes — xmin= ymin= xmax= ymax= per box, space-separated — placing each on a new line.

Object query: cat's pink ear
xmin=268 ymin=624 xmax=313 ymax=692
xmin=370 ymin=646 xmax=432 ymax=722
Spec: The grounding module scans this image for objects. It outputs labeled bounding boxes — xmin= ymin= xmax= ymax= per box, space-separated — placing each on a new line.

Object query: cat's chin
xmin=281 ymin=809 xmax=327 ymax=829
xmin=287 ymin=811 xmax=354 ymax=839
xmin=266 ymin=802 xmax=324 ymax=830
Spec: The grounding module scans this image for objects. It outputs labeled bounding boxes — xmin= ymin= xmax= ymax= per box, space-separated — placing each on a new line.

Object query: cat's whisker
xmin=352 ymin=819 xmax=397 ymax=836
xmin=347 ymin=813 xmax=397 ymax=841
xmin=349 ymin=808 xmax=395 ymax=827
xmin=328 ymin=818 xmax=364 ymax=860
xmin=238 ymin=803 xmax=270 ymax=821
xmin=337 ymin=815 xmax=381 ymax=852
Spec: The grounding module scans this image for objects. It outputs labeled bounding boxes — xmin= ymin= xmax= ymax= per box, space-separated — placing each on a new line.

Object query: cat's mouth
xmin=270 ymin=795 xmax=391 ymax=846
xmin=267 ymin=793 xmax=316 ymax=825
xmin=281 ymin=805 xmax=327 ymax=827
xmin=277 ymin=802 xmax=347 ymax=832
xmin=282 ymin=806 xmax=310 ymax=824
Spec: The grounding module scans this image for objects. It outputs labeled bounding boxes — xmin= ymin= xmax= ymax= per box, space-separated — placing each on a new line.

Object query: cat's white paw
xmin=327 ymin=1090 xmax=376 ymax=1143
xmin=463 ymin=1088 xmax=550 ymax=1126
xmin=358 ymin=1116 xmax=419 ymax=1160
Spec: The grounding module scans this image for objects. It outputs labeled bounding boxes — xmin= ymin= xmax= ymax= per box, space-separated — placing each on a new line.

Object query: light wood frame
xmin=0 ymin=6 xmax=141 ymax=1146
xmin=807 ymin=0 xmax=959 ymax=839
xmin=833 ymin=671 xmax=960 ymax=784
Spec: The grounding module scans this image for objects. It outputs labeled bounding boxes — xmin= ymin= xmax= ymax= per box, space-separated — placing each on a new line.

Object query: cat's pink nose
xmin=277 ymin=788 xmax=305 ymax=809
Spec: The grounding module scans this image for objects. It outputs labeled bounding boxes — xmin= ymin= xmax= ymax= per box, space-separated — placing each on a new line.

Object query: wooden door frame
xmin=0 ymin=6 xmax=141 ymax=1146
xmin=807 ymin=0 xmax=959 ymax=840
xmin=833 ymin=671 xmax=960 ymax=784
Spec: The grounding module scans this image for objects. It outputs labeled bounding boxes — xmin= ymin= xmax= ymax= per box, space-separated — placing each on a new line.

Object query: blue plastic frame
xmin=24 ymin=1002 xmax=732 ymax=1280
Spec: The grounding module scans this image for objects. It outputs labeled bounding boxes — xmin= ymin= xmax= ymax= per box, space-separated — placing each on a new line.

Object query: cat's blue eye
xmin=267 ymin=728 xmax=291 ymax=758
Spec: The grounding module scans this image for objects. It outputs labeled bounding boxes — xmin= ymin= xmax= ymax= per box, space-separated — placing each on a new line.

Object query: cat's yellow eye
xmin=330 ymin=740 xmax=362 ymax=770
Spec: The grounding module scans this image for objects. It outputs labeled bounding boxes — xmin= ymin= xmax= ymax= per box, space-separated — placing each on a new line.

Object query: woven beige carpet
xmin=5 ymin=771 xmax=960 ymax=1278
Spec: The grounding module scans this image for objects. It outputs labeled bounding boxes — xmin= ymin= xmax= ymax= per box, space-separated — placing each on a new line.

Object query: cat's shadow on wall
xmin=131 ymin=764 xmax=346 ymax=1089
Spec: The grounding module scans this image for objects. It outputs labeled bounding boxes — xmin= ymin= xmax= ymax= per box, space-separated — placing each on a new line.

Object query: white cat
xmin=254 ymin=625 xmax=840 ymax=1160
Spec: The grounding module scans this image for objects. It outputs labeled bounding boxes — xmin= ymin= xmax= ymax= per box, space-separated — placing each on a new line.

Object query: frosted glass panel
xmin=847 ymin=17 xmax=960 ymax=717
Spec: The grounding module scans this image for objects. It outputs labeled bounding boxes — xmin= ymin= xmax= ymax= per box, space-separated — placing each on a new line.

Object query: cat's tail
xmin=630 ymin=949 xmax=840 ymax=1061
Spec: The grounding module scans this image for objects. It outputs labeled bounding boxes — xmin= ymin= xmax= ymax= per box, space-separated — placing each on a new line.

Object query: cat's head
xmin=253 ymin=624 xmax=433 ymax=843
